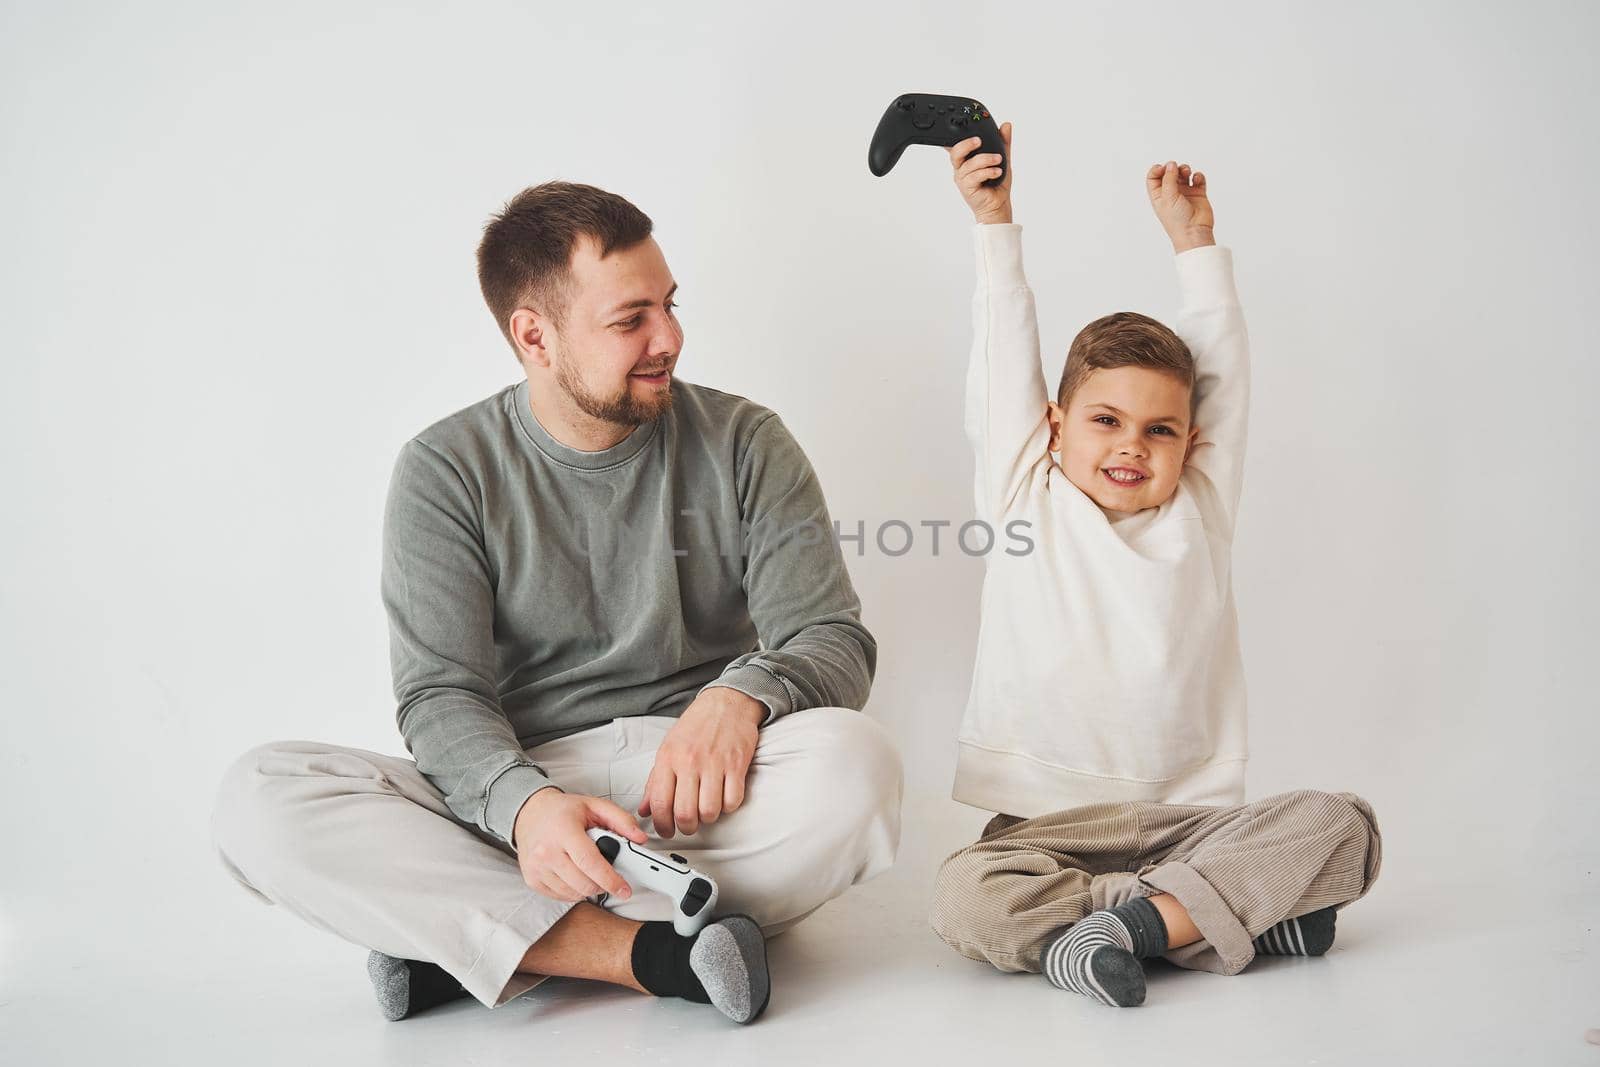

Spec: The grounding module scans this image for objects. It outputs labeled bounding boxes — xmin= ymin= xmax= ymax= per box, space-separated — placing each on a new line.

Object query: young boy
xmin=928 ymin=124 xmax=1381 ymax=1007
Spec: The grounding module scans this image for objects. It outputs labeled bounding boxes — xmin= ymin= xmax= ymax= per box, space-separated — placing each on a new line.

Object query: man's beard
xmin=553 ymin=354 xmax=673 ymax=427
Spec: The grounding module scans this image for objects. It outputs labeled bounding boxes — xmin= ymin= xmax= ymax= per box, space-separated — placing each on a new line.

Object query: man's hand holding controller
xmin=510 ymin=686 xmax=765 ymax=902
xmin=511 ymin=786 xmax=647 ymax=902
xmin=950 ymin=120 xmax=1014 ymax=224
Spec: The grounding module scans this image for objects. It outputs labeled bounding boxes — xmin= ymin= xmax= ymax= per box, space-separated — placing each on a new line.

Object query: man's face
xmin=1048 ymin=366 xmax=1197 ymax=513
xmin=544 ymin=234 xmax=682 ymax=427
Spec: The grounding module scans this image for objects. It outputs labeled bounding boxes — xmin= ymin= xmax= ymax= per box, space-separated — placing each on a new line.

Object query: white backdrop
xmin=4 ymin=0 xmax=1597 ymax=971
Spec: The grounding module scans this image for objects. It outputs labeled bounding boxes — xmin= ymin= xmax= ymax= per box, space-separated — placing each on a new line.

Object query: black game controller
xmin=868 ymin=94 xmax=1006 ymax=186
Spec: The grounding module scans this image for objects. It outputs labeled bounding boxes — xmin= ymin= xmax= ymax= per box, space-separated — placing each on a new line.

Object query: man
xmin=210 ymin=182 xmax=902 ymax=1025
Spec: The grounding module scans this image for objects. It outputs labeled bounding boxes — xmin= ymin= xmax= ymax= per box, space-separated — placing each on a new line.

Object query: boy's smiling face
xmin=1048 ymin=366 xmax=1197 ymax=513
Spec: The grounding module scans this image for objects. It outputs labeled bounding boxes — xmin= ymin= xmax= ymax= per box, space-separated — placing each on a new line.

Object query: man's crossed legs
xmin=211 ymin=708 xmax=903 ymax=1020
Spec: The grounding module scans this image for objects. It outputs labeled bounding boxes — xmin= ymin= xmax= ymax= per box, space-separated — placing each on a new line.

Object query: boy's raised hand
xmin=950 ymin=121 xmax=1013 ymax=225
xmin=1146 ymin=160 xmax=1216 ymax=253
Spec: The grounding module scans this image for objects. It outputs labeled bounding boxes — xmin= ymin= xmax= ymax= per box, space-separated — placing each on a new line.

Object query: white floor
xmin=5 ymin=790 xmax=1597 ymax=1067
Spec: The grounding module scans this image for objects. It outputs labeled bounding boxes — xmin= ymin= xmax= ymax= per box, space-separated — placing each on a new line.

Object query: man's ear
xmin=1046 ymin=401 xmax=1065 ymax=453
xmin=510 ymin=308 xmax=553 ymax=369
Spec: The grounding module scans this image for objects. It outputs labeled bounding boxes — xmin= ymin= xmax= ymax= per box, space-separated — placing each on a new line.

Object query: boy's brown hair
xmin=476 ymin=181 xmax=654 ymax=352
xmin=1056 ymin=312 xmax=1195 ymax=408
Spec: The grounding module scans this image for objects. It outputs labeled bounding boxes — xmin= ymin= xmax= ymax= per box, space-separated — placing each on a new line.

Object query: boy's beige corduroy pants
xmin=930 ymin=789 xmax=1382 ymax=975
xmin=211 ymin=709 xmax=903 ymax=1008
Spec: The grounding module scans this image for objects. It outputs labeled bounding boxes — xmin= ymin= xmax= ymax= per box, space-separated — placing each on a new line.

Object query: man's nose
xmin=650 ymin=315 xmax=682 ymax=355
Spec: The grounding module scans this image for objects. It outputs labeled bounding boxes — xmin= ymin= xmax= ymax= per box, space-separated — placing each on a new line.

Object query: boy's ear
xmin=1184 ymin=425 xmax=1199 ymax=462
xmin=1046 ymin=401 xmax=1065 ymax=453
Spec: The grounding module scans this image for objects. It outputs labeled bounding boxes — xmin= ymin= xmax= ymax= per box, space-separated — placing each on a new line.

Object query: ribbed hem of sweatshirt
xmin=952 ymin=741 xmax=1247 ymax=816
xmin=973 ymin=222 xmax=1028 ymax=288
xmin=1175 ymin=244 xmax=1238 ymax=307
xmin=482 ymin=761 xmax=558 ymax=847
xmin=702 ymin=664 xmax=796 ymax=725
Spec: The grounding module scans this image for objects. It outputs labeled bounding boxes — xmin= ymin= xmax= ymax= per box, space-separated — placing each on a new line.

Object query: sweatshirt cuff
xmin=482 ymin=760 xmax=559 ymax=848
xmin=702 ymin=664 xmax=798 ymax=726
xmin=973 ymin=222 xmax=1028 ymax=290
xmin=1175 ymin=244 xmax=1238 ymax=308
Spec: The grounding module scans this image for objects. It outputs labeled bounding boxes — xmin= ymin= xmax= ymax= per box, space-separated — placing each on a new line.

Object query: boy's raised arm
xmin=950 ymin=123 xmax=1052 ymax=525
xmin=1148 ymin=161 xmax=1252 ymax=525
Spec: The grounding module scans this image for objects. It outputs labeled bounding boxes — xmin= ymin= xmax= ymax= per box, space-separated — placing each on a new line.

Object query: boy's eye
xmin=1150 ymin=425 xmax=1174 ymax=436
xmin=1092 ymin=415 xmax=1117 ymax=426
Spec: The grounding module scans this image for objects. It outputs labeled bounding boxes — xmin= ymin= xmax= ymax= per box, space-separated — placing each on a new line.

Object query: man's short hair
xmin=1056 ymin=311 xmax=1195 ymax=409
xmin=476 ymin=181 xmax=654 ymax=352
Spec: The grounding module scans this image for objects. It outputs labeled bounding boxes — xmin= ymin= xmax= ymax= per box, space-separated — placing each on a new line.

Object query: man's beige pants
xmin=211 ymin=709 xmax=903 ymax=1009
xmin=930 ymin=789 xmax=1382 ymax=976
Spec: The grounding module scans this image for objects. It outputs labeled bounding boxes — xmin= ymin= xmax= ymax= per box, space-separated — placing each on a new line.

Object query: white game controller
xmin=587 ymin=828 xmax=720 ymax=937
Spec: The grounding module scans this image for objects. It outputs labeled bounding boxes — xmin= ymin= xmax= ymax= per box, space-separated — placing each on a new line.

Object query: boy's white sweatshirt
xmin=953 ymin=224 xmax=1251 ymax=818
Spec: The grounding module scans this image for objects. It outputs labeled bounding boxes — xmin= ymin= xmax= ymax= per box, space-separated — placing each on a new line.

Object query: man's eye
xmin=616 ymin=303 xmax=680 ymax=330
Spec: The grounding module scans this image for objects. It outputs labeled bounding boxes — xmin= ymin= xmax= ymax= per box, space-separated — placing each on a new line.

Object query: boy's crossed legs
xmin=929 ymin=789 xmax=1382 ymax=1006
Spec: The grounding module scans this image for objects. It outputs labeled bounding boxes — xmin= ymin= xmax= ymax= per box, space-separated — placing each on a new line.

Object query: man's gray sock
xmin=370 ymin=916 xmax=770 ymax=1025
xmin=367 ymin=951 xmax=471 ymax=1021
xmin=1042 ymin=898 xmax=1169 ymax=1008
xmin=688 ymin=915 xmax=770 ymax=1025
xmin=1253 ymin=906 xmax=1337 ymax=957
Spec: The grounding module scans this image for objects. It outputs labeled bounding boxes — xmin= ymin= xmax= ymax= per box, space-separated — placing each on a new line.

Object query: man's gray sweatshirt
xmin=381 ymin=377 xmax=876 ymax=847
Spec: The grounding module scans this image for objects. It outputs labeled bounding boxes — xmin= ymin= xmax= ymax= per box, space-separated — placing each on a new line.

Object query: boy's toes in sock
xmin=367 ymin=951 xmax=472 ymax=1021
xmin=1043 ymin=898 xmax=1168 ymax=1008
xmin=1253 ymin=906 xmax=1337 ymax=957
xmin=1075 ymin=943 xmax=1147 ymax=1007
xmin=689 ymin=915 xmax=770 ymax=1024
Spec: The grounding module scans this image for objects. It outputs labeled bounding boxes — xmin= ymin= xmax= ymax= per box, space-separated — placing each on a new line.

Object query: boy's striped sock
xmin=1042 ymin=897 xmax=1168 ymax=1008
xmin=1253 ymin=907 xmax=1337 ymax=957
